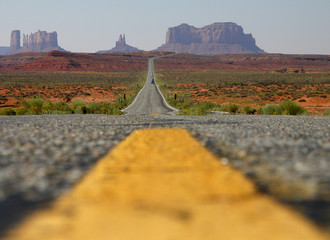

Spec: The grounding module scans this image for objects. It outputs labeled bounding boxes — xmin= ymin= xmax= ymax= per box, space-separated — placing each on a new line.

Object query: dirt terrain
xmin=155 ymin=53 xmax=330 ymax=72
xmin=0 ymin=51 xmax=170 ymax=72
xmin=0 ymin=85 xmax=126 ymax=108
xmin=2 ymin=52 xmax=329 ymax=73
xmin=154 ymin=54 xmax=330 ymax=114
xmin=0 ymin=52 xmax=47 ymax=69
xmin=0 ymin=51 xmax=329 ymax=114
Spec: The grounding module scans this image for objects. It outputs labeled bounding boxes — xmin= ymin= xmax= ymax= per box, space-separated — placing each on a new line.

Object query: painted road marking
xmin=4 ymin=129 xmax=328 ymax=240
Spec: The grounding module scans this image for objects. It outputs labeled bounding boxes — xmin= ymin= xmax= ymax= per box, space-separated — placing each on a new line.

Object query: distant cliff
xmin=10 ymin=30 xmax=66 ymax=54
xmin=97 ymin=34 xmax=142 ymax=53
xmin=156 ymin=23 xmax=265 ymax=55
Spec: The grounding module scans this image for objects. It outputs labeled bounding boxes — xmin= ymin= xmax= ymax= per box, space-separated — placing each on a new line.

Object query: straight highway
xmin=123 ymin=58 xmax=177 ymax=115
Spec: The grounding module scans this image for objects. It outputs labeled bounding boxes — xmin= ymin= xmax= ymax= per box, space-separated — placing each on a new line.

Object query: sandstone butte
xmin=156 ymin=22 xmax=265 ymax=55
xmin=9 ymin=30 xmax=66 ymax=55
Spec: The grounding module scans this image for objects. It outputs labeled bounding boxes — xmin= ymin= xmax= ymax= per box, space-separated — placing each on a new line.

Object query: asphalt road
xmin=0 ymin=114 xmax=329 ymax=236
xmin=123 ymin=58 xmax=177 ymax=115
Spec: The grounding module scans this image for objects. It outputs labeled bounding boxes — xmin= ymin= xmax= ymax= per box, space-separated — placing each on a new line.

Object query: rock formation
xmin=97 ymin=34 xmax=143 ymax=53
xmin=9 ymin=30 xmax=66 ymax=54
xmin=156 ymin=22 xmax=265 ymax=55
xmin=10 ymin=30 xmax=21 ymax=53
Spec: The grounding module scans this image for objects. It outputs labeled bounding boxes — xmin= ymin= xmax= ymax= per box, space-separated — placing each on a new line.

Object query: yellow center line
xmin=4 ymin=129 xmax=328 ymax=240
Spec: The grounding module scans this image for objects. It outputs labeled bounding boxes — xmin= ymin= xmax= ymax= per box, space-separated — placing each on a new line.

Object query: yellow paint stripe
xmin=4 ymin=129 xmax=328 ymax=240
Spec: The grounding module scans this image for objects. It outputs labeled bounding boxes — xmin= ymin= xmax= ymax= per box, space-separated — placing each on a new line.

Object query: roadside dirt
xmin=0 ymin=85 xmax=129 ymax=108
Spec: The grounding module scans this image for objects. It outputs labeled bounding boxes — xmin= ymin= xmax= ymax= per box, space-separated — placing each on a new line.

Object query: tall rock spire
xmin=116 ymin=34 xmax=126 ymax=47
xmin=97 ymin=34 xmax=142 ymax=53
xmin=10 ymin=30 xmax=21 ymax=54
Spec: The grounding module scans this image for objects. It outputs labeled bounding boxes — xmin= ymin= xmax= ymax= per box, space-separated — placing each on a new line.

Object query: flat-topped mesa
xmin=97 ymin=34 xmax=143 ymax=53
xmin=157 ymin=22 xmax=265 ymax=55
xmin=9 ymin=30 xmax=66 ymax=54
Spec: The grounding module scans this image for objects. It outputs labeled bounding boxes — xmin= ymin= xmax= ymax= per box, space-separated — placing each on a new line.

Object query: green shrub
xmin=42 ymin=100 xmax=55 ymax=113
xmin=279 ymin=100 xmax=307 ymax=115
xmin=87 ymin=102 xmax=101 ymax=114
xmin=242 ymin=105 xmax=256 ymax=115
xmin=54 ymin=101 xmax=72 ymax=112
xmin=197 ymin=101 xmax=219 ymax=115
xmin=262 ymin=101 xmax=308 ymax=115
xmin=15 ymin=107 xmax=30 ymax=115
xmin=0 ymin=108 xmax=16 ymax=116
xmin=256 ymin=107 xmax=263 ymax=115
xmin=221 ymin=103 xmax=239 ymax=114
xmin=71 ymin=100 xmax=86 ymax=109
xmin=262 ymin=104 xmax=282 ymax=115
xmin=29 ymin=97 xmax=44 ymax=115
xmin=323 ymin=109 xmax=330 ymax=116
xmin=71 ymin=100 xmax=87 ymax=114
xmin=21 ymin=99 xmax=31 ymax=110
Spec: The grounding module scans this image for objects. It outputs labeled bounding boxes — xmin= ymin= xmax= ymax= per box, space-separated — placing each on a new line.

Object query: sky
xmin=0 ymin=0 xmax=329 ymax=54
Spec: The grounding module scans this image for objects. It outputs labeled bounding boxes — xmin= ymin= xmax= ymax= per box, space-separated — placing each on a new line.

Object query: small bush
xmin=262 ymin=100 xmax=308 ymax=115
xmin=279 ymin=100 xmax=307 ymax=115
xmin=263 ymin=104 xmax=282 ymax=115
xmin=87 ymin=102 xmax=101 ymax=114
xmin=197 ymin=101 xmax=220 ymax=115
xmin=256 ymin=107 xmax=263 ymax=115
xmin=323 ymin=109 xmax=330 ymax=116
xmin=42 ymin=100 xmax=55 ymax=113
xmin=15 ymin=107 xmax=29 ymax=115
xmin=71 ymin=100 xmax=87 ymax=114
xmin=242 ymin=105 xmax=256 ymax=115
xmin=72 ymin=100 xmax=86 ymax=110
xmin=221 ymin=103 xmax=239 ymax=114
xmin=29 ymin=97 xmax=44 ymax=115
xmin=54 ymin=101 xmax=72 ymax=112
xmin=0 ymin=108 xmax=16 ymax=116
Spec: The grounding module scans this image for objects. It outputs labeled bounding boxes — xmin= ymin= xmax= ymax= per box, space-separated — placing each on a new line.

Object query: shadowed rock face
xmin=156 ymin=22 xmax=265 ymax=55
xmin=9 ymin=30 xmax=66 ymax=54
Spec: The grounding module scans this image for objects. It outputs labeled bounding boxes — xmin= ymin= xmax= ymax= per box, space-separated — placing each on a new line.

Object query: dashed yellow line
xmin=4 ymin=129 xmax=328 ymax=240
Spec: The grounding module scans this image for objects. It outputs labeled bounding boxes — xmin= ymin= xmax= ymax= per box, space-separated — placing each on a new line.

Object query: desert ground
xmin=0 ymin=51 xmax=329 ymax=115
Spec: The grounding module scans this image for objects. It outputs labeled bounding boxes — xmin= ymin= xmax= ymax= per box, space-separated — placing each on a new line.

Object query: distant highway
xmin=122 ymin=58 xmax=177 ymax=115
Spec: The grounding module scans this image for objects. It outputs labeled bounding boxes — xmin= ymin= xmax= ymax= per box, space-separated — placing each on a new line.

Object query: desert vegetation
xmin=156 ymin=70 xmax=330 ymax=115
xmin=0 ymin=71 xmax=146 ymax=115
xmin=0 ymin=96 xmax=133 ymax=115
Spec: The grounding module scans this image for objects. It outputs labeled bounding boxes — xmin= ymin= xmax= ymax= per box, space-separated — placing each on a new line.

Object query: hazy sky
xmin=1 ymin=0 xmax=329 ymax=54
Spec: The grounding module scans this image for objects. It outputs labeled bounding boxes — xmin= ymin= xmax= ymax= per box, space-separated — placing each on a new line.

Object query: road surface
xmin=123 ymin=58 xmax=177 ymax=115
